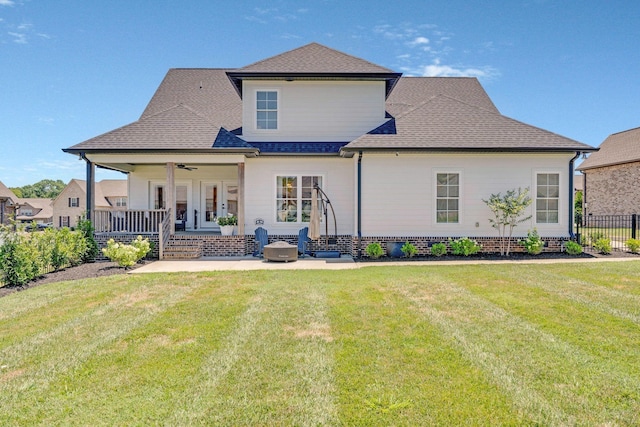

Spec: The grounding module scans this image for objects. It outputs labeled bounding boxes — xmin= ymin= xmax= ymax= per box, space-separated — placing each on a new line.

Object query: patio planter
xmin=220 ymin=225 xmax=235 ymax=236
xmin=387 ymin=241 xmax=404 ymax=258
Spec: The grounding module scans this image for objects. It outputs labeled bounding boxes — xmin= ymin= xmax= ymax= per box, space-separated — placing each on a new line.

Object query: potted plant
xmin=217 ymin=214 xmax=237 ymax=236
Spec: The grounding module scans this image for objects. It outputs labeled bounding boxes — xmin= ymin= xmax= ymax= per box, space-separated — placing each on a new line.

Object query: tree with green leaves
xmin=483 ymin=187 xmax=533 ymax=256
xmin=10 ymin=179 xmax=66 ymax=199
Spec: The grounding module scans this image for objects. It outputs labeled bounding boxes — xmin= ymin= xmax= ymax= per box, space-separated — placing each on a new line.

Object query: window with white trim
xmin=536 ymin=173 xmax=559 ymax=223
xmin=256 ymin=90 xmax=278 ymax=130
xmin=114 ymin=197 xmax=127 ymax=207
xmin=436 ymin=173 xmax=459 ymax=223
xmin=68 ymin=197 xmax=80 ymax=208
xmin=276 ymin=175 xmax=322 ymax=223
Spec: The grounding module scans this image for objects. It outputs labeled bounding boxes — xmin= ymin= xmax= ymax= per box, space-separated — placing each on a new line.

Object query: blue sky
xmin=1 ymin=0 xmax=638 ymax=188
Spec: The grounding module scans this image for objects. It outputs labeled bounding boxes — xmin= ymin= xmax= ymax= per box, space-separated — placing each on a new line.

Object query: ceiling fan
xmin=176 ymin=164 xmax=198 ymax=171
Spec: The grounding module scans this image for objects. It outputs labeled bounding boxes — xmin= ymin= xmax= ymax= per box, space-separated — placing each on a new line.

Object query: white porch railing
xmin=94 ymin=209 xmax=167 ymax=233
xmin=158 ymin=208 xmax=172 ymax=259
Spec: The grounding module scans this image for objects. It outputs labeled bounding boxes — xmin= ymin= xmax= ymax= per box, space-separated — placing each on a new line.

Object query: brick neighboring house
xmin=577 ymin=127 xmax=640 ymax=215
xmin=53 ymin=179 xmax=127 ymax=228
xmin=15 ymin=198 xmax=54 ymax=225
xmin=0 ymin=181 xmax=18 ymax=225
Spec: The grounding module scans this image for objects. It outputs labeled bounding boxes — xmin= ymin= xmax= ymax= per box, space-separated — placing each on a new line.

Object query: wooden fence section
xmin=94 ymin=209 xmax=167 ymax=234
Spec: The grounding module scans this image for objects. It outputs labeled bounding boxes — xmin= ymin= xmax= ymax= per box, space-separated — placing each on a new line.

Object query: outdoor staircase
xmin=162 ymin=235 xmax=204 ymax=259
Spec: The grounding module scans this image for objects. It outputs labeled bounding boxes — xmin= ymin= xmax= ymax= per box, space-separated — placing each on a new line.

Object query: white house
xmin=63 ymin=43 xmax=595 ymax=257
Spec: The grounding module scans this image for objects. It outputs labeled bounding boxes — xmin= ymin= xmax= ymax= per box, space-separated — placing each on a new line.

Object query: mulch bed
xmin=0 ymin=261 xmax=142 ymax=299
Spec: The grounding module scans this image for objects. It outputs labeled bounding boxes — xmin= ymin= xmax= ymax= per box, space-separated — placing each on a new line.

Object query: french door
xmin=200 ymin=182 xmax=238 ymax=229
xmin=150 ymin=181 xmax=193 ymax=229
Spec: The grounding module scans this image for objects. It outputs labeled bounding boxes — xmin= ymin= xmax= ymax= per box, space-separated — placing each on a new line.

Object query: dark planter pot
xmin=314 ymin=250 xmax=341 ymax=258
xmin=387 ymin=242 xmax=404 ymax=258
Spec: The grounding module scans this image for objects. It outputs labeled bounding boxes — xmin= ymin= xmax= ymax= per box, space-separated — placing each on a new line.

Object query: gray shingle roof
xmin=64 ymin=43 xmax=594 ymax=156
xmin=0 ymin=181 xmax=17 ymax=202
xmin=141 ymin=68 xmax=242 ymax=131
xmin=577 ymin=127 xmax=640 ymax=170
xmin=344 ymin=95 xmax=593 ymax=152
xmin=66 ymin=104 xmax=226 ymax=151
xmin=386 ymin=77 xmax=498 ymax=117
xmin=237 ymin=42 xmax=395 ymax=74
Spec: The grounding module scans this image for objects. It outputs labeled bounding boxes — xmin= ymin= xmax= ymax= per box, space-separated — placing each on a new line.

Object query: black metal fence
xmin=575 ymin=214 xmax=640 ymax=252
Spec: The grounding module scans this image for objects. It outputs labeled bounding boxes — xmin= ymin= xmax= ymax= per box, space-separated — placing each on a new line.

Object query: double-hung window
xmin=536 ymin=173 xmax=559 ymax=223
xmin=276 ymin=175 xmax=322 ymax=223
xmin=256 ymin=91 xmax=278 ymax=130
xmin=436 ymin=173 xmax=459 ymax=223
xmin=68 ymin=197 xmax=80 ymax=208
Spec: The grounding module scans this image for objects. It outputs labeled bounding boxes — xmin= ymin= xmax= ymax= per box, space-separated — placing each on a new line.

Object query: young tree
xmin=483 ymin=188 xmax=532 ymax=256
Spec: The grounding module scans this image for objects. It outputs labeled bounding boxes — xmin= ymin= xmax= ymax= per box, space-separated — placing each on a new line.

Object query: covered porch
xmin=80 ymin=152 xmax=250 ymax=259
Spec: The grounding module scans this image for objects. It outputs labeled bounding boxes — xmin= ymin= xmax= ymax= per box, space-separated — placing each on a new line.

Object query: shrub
xmin=565 ymin=240 xmax=583 ymax=255
xmin=483 ymin=187 xmax=532 ymax=256
xmin=450 ymin=237 xmax=481 ymax=256
xmin=588 ymin=231 xmax=607 ymax=245
xmin=0 ymin=233 xmax=39 ymax=287
xmin=102 ymin=236 xmax=151 ymax=268
xmin=401 ymin=241 xmax=417 ymax=258
xmin=626 ymin=238 xmax=640 ymax=254
xmin=365 ymin=242 xmax=384 ymax=259
xmin=593 ymin=238 xmax=612 ymax=255
xmin=77 ymin=216 xmax=99 ymax=262
xmin=217 ymin=215 xmax=238 ymax=226
xmin=430 ymin=242 xmax=447 ymax=257
xmin=520 ymin=228 xmax=544 ymax=255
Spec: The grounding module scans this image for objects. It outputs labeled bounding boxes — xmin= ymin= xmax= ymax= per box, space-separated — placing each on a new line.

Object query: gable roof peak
xmin=237 ymin=42 xmax=395 ymax=74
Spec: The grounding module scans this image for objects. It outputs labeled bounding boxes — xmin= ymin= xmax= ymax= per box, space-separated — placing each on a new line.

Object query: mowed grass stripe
xmin=177 ymin=279 xmax=338 ymax=426
xmin=461 ymin=264 xmax=640 ymax=372
xmin=390 ymin=268 xmax=639 ymax=426
xmin=0 ymin=276 xmax=201 ymax=419
xmin=0 ymin=276 xmax=143 ymax=347
xmin=7 ymin=274 xmax=254 ymax=426
xmin=328 ymin=273 xmax=525 ymax=426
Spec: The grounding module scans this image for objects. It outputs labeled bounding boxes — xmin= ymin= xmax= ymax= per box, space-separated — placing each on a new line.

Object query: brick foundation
xmin=95 ymin=233 xmax=569 ymax=260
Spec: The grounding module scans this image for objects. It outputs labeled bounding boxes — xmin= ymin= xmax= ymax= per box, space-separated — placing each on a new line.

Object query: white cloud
xmin=0 ymin=0 xmax=15 ymax=6
xmin=409 ymin=36 xmax=429 ymax=46
xmin=8 ymin=31 xmax=27 ymax=44
xmin=402 ymin=58 xmax=499 ymax=80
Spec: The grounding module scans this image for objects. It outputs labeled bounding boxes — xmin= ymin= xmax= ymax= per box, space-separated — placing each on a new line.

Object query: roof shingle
xmin=344 ymin=95 xmax=593 ymax=152
xmin=577 ymin=127 xmax=640 ymax=170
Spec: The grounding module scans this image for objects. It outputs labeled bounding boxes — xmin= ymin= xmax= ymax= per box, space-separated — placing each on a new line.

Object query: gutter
xmin=568 ymin=151 xmax=581 ymax=239
xmin=357 ymin=151 xmax=363 ymax=258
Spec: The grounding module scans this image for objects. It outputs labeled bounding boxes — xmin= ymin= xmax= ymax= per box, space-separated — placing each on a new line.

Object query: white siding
xmin=242 ymin=80 xmax=386 ymax=142
xmin=244 ymin=157 xmax=355 ymax=235
xmin=360 ymin=152 xmax=572 ymax=238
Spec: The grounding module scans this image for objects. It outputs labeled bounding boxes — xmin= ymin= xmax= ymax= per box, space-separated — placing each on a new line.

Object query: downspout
xmin=357 ymin=151 xmax=363 ymax=258
xmin=568 ymin=151 xmax=581 ymax=239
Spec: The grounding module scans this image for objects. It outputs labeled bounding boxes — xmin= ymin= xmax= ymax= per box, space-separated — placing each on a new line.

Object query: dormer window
xmin=256 ymin=90 xmax=278 ymax=130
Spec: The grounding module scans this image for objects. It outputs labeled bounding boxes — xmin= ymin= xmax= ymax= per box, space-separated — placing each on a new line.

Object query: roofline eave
xmin=226 ymin=71 xmax=403 ymax=99
xmin=340 ymin=146 xmax=599 ymax=154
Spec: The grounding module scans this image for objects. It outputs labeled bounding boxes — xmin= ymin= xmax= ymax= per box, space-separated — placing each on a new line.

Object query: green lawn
xmin=1 ymin=262 xmax=639 ymax=425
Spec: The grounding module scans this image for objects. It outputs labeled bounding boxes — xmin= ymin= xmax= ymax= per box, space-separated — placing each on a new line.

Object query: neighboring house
xmin=0 ymin=181 xmax=18 ymax=225
xmin=52 ymin=179 xmax=127 ymax=228
xmin=577 ymin=127 xmax=640 ymax=216
xmin=63 ymin=42 xmax=595 ymax=256
xmin=15 ymin=198 xmax=53 ymax=225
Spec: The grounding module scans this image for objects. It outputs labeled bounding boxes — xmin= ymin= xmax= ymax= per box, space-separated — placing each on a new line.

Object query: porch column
xmin=86 ymin=156 xmax=95 ymax=221
xmin=166 ymin=162 xmax=175 ymax=234
xmin=237 ymin=162 xmax=245 ymax=235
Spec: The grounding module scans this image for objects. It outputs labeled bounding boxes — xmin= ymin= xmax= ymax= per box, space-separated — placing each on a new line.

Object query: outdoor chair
xmin=298 ymin=226 xmax=311 ymax=257
xmin=254 ymin=227 xmax=268 ymax=257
